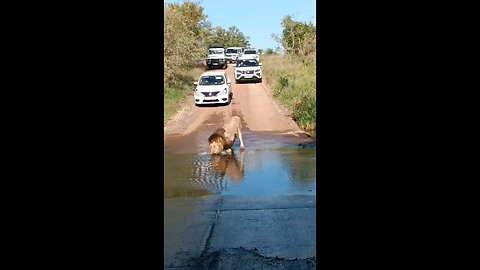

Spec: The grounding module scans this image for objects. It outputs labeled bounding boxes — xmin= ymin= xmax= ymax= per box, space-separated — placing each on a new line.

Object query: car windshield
xmin=226 ymin=49 xmax=238 ymax=54
xmin=236 ymin=59 xmax=259 ymax=67
xmin=244 ymin=50 xmax=256 ymax=54
xmin=209 ymin=49 xmax=224 ymax=55
xmin=199 ymin=75 xmax=225 ymax=85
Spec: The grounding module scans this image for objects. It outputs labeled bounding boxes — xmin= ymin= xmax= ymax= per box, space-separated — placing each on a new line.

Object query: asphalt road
xmin=164 ymin=195 xmax=316 ymax=269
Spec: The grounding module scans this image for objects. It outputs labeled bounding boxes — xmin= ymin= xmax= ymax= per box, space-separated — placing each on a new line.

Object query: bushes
xmin=164 ymin=67 xmax=203 ymax=126
xmin=292 ymin=93 xmax=316 ymax=131
xmin=262 ymin=55 xmax=316 ymax=131
xmin=261 ymin=15 xmax=316 ymax=132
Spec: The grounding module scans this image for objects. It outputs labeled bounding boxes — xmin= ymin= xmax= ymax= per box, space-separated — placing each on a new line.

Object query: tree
xmin=264 ymin=48 xmax=277 ymax=55
xmin=164 ymin=1 xmax=208 ymax=82
xmin=208 ymin=26 xmax=250 ymax=47
xmin=163 ymin=1 xmax=251 ymax=83
xmin=274 ymin=15 xmax=316 ymax=62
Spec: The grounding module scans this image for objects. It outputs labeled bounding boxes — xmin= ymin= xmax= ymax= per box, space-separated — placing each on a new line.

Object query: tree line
xmin=164 ymin=0 xmax=250 ymax=84
xmin=164 ymin=1 xmax=316 ymax=83
xmin=273 ymin=15 xmax=316 ymax=62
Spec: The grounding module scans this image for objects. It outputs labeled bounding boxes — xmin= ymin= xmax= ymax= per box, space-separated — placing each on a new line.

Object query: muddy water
xmin=164 ymin=130 xmax=316 ymax=199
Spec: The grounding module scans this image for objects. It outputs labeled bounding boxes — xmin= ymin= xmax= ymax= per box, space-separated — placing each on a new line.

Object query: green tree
xmin=163 ymin=1 xmax=208 ymax=83
xmin=274 ymin=15 xmax=316 ymax=62
xmin=163 ymin=1 xmax=251 ymax=83
xmin=265 ymin=48 xmax=277 ymax=55
xmin=209 ymin=26 xmax=250 ymax=47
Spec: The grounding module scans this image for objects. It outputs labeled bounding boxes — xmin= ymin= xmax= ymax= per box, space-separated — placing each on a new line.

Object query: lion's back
xmin=231 ymin=116 xmax=242 ymax=129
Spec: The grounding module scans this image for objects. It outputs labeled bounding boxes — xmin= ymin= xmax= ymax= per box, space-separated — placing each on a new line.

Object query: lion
xmin=208 ymin=116 xmax=245 ymax=155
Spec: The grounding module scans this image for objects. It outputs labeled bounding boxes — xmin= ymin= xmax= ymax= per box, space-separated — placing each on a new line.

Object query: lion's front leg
xmin=237 ymin=126 xmax=245 ymax=150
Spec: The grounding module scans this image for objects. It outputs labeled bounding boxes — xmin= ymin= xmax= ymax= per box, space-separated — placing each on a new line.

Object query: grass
xmin=261 ymin=55 xmax=316 ymax=132
xmin=164 ymin=67 xmax=204 ymax=126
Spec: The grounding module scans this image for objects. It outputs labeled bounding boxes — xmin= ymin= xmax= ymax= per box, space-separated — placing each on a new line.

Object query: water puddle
xmin=164 ymin=134 xmax=316 ymax=198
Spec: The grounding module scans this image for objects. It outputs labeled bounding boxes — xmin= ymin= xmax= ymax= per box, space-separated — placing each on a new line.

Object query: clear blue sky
xmin=164 ymin=0 xmax=316 ymax=51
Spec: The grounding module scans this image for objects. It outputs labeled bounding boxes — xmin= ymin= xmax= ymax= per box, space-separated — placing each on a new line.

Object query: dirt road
xmin=164 ymin=64 xmax=312 ymax=152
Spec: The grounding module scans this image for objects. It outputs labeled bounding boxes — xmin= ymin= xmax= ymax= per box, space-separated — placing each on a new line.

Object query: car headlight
xmin=255 ymin=69 xmax=260 ymax=72
xmin=222 ymin=88 xmax=227 ymax=94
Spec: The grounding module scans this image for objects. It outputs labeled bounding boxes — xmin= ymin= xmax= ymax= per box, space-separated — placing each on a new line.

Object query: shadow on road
xmin=195 ymin=102 xmax=231 ymax=108
xmin=234 ymin=80 xmax=262 ymax=84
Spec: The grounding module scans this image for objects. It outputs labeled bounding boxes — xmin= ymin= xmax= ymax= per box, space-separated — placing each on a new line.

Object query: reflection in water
xmin=164 ymin=153 xmax=227 ymax=199
xmin=164 ymin=145 xmax=316 ymax=198
xmin=210 ymin=151 xmax=245 ymax=181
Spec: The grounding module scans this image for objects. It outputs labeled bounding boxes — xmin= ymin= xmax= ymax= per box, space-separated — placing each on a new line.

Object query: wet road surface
xmin=164 ymin=64 xmax=316 ymax=269
xmin=164 ymin=195 xmax=316 ymax=269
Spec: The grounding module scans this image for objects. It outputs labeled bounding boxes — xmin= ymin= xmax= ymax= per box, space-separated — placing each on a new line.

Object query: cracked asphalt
xmin=164 ymin=195 xmax=316 ymax=269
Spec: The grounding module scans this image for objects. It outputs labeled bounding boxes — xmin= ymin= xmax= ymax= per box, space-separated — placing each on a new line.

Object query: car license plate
xmin=245 ymin=75 xmax=253 ymax=78
xmin=213 ymin=63 xmax=218 ymax=65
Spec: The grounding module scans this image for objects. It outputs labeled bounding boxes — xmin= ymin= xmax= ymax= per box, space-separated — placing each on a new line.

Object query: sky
xmin=164 ymin=0 xmax=316 ymax=51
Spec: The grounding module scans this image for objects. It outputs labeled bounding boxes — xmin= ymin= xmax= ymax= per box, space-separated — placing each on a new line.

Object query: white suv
xmin=243 ymin=49 xmax=259 ymax=61
xmin=193 ymin=71 xmax=232 ymax=105
xmin=235 ymin=56 xmax=262 ymax=83
xmin=225 ymin=47 xmax=243 ymax=63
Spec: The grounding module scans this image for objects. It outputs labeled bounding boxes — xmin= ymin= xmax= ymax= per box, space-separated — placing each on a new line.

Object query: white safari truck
xmin=225 ymin=47 xmax=244 ymax=64
xmin=206 ymin=44 xmax=227 ymax=69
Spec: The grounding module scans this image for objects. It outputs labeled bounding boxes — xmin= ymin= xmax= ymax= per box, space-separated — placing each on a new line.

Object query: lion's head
xmin=208 ymin=128 xmax=227 ymax=155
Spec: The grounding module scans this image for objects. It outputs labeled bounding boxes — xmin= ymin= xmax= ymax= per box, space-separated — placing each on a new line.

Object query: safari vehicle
xmin=206 ymin=44 xmax=227 ymax=69
xmin=193 ymin=71 xmax=232 ymax=105
xmin=243 ymin=48 xmax=259 ymax=61
xmin=234 ymin=55 xmax=262 ymax=83
xmin=225 ymin=47 xmax=244 ymax=63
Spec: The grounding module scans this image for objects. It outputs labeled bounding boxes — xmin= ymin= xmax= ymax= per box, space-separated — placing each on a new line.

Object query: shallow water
xmin=164 ymin=143 xmax=316 ymax=199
